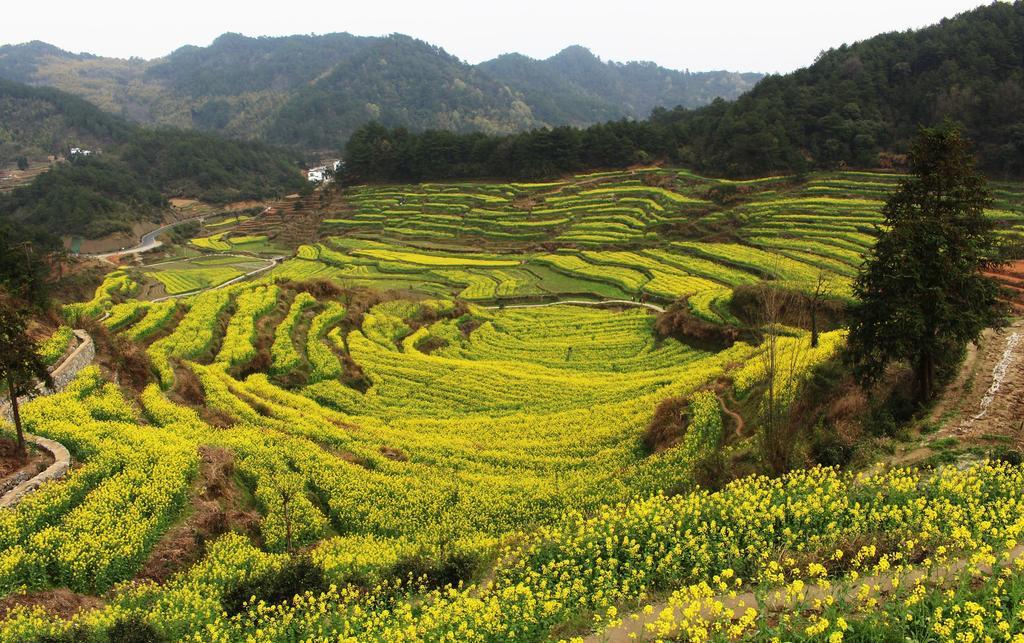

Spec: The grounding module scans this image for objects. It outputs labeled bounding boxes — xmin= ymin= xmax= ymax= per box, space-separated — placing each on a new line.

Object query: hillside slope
xmin=0 ymin=77 xmax=132 ymax=162
xmin=661 ymin=0 xmax=1024 ymax=175
xmin=0 ymin=80 xmax=306 ymax=238
xmin=263 ymin=35 xmax=542 ymax=149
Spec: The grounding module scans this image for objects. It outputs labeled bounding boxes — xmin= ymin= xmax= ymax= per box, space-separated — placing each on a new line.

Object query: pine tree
xmin=847 ymin=123 xmax=1006 ymax=403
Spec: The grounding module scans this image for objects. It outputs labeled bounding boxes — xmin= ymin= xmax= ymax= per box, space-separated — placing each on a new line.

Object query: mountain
xmin=264 ymin=35 xmax=542 ymax=149
xmin=345 ymin=1 xmax=1024 ymax=181
xmin=0 ymin=34 xmax=760 ymax=149
xmin=478 ymin=46 xmax=762 ymax=125
xmin=144 ymin=32 xmax=369 ymax=97
xmin=0 ymin=80 xmax=306 ymax=238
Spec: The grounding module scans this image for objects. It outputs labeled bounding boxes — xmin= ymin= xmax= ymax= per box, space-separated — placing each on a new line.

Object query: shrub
xmin=221 ymin=555 xmax=328 ymax=616
xmin=643 ymin=397 xmax=689 ymax=454
xmin=107 ymin=617 xmax=164 ymax=643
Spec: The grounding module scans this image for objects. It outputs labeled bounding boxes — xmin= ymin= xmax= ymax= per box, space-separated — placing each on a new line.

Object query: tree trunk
xmin=917 ymin=352 xmax=935 ymax=403
xmin=810 ymin=304 xmax=819 ymax=349
xmin=7 ymin=375 xmax=26 ymax=461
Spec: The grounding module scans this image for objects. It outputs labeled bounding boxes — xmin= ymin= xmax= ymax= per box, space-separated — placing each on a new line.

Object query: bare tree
xmin=809 ymin=272 xmax=833 ymax=348
xmin=755 ymin=283 xmax=811 ymax=475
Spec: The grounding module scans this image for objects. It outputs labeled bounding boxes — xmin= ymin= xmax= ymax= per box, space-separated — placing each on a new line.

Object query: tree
xmin=0 ymin=301 xmax=52 ymax=460
xmin=0 ymin=228 xmax=56 ymax=309
xmin=754 ymin=283 xmax=809 ymax=474
xmin=847 ymin=124 xmax=1005 ymax=403
xmin=809 ymin=272 xmax=833 ymax=348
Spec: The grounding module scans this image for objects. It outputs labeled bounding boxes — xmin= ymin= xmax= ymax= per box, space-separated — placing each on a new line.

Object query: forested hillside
xmin=0 ymin=33 xmax=759 ymax=147
xmin=346 ymin=2 xmax=1024 ymax=181
xmin=0 ymin=78 xmax=132 ymax=162
xmin=0 ymin=157 xmax=165 ymax=238
xmin=666 ymin=0 xmax=1024 ymax=176
xmin=478 ymin=46 xmax=762 ymax=125
xmin=0 ymin=81 xmax=306 ymax=238
xmin=263 ymin=35 xmax=542 ymax=149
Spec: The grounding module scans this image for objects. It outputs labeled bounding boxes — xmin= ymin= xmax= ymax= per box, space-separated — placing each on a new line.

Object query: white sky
xmin=0 ymin=0 xmax=996 ymax=73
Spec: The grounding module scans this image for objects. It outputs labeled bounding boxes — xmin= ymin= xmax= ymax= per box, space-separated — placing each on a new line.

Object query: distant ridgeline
xmin=345 ymin=2 xmax=1024 ymax=181
xmin=0 ymin=34 xmax=761 ymax=149
xmin=0 ymin=79 xmax=306 ymax=240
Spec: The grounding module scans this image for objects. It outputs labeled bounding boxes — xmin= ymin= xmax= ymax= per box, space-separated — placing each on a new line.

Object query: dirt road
xmin=934 ymin=318 xmax=1024 ymax=441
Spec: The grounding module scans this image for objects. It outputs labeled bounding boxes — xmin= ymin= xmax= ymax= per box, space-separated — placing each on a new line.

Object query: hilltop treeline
xmin=346 ymin=1 xmax=1024 ymax=181
xmin=344 ymin=121 xmax=664 ymax=182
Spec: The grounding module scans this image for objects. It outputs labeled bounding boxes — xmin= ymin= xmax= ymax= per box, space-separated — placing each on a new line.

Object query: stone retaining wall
xmin=0 ymin=436 xmax=71 ymax=508
xmin=46 ymin=329 xmax=95 ymax=393
xmin=0 ymin=330 xmax=94 ymax=425
xmin=0 ymin=330 xmax=91 ymax=508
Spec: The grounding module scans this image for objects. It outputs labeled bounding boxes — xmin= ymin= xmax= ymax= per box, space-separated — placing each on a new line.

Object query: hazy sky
xmin=1 ymin=0 xmax=995 ymax=73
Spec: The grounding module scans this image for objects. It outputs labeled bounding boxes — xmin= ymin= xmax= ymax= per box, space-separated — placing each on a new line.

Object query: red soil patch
xmin=986 ymin=260 xmax=1024 ymax=314
xmin=137 ymin=446 xmax=259 ymax=583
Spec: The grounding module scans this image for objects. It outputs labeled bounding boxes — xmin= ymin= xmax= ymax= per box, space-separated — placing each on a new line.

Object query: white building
xmin=69 ymin=147 xmax=93 ymax=157
xmin=307 ymin=159 xmax=344 ymax=183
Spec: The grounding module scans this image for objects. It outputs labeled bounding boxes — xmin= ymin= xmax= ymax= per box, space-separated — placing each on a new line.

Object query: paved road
xmin=86 ymin=216 xmax=205 ymax=260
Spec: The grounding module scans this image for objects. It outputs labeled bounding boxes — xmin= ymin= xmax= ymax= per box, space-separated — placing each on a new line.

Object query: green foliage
xmin=266 ymin=35 xmax=540 ymax=149
xmin=663 ymin=0 xmax=1024 ymax=177
xmin=0 ymin=156 xmax=164 ymax=238
xmin=121 ymin=129 xmax=305 ymax=203
xmin=220 ymin=555 xmax=328 ymax=616
xmin=0 ymin=300 xmax=53 ymax=456
xmin=0 ymin=76 xmax=132 ymax=163
xmin=1 ymin=34 xmax=756 ymax=152
xmin=0 ymin=223 xmax=57 ymax=307
xmin=479 ymin=46 xmax=760 ymax=125
xmin=144 ymin=32 xmax=368 ymax=98
xmin=0 ymin=302 xmax=52 ymax=395
xmin=847 ymin=124 xmax=1005 ymax=401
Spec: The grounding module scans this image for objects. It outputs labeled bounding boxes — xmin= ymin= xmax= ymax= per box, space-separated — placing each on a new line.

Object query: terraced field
xmin=4 ymin=167 xmax=1024 ymax=641
xmin=311 ymin=168 xmax=1022 ymax=310
xmin=139 ymin=255 xmax=274 ymax=297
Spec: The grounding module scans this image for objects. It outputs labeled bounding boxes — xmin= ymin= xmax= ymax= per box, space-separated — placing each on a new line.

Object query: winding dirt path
xmin=716 ymin=391 xmax=745 ymax=439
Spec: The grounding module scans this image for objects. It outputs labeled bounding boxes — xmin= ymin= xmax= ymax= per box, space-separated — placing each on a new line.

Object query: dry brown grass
xmin=643 ymin=397 xmax=689 ymax=454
